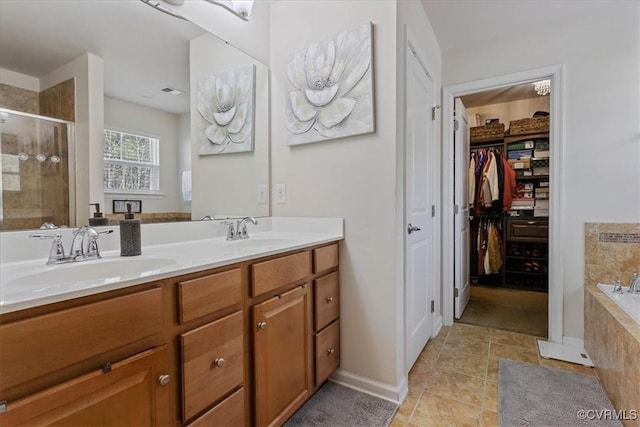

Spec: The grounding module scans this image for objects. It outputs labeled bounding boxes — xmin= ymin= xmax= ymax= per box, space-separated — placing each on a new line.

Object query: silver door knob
xmin=158 ymin=374 xmax=170 ymax=386
xmin=214 ymin=358 xmax=225 ymax=368
xmin=258 ymin=321 xmax=267 ymax=330
xmin=326 ymin=297 xmax=334 ymax=303
xmin=327 ymin=348 xmax=335 ymax=355
xmin=407 ymin=223 xmax=421 ymax=234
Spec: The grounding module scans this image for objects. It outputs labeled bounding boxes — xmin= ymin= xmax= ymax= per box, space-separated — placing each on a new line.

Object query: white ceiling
xmin=420 ymin=0 xmax=615 ymax=53
xmin=0 ymin=0 xmax=205 ymax=114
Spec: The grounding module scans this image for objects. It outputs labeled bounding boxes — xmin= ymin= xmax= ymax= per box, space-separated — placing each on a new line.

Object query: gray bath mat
xmin=284 ymin=381 xmax=397 ymax=427
xmin=499 ymin=359 xmax=622 ymax=426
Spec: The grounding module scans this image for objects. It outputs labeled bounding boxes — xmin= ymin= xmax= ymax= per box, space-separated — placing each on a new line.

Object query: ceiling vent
xmin=161 ymin=87 xmax=185 ymax=96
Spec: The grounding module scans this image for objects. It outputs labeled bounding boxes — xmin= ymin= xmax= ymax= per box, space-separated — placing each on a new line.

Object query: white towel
xmin=181 ymin=171 xmax=192 ymax=202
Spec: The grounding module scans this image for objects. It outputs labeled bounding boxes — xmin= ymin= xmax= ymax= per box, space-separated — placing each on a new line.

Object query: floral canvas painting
xmin=197 ymin=65 xmax=255 ymax=155
xmin=285 ymin=23 xmax=374 ymax=146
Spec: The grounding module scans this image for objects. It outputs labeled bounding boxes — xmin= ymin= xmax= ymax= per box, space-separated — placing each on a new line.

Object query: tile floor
xmin=390 ymin=323 xmax=597 ymax=427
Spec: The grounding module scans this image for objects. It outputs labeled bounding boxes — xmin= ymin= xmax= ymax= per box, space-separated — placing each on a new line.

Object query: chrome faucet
xmin=200 ymin=215 xmax=213 ymax=221
xmin=221 ymin=217 xmax=258 ymax=241
xmin=30 ymin=226 xmax=113 ymax=265
xmin=628 ymin=273 xmax=640 ymax=293
xmin=612 ymin=279 xmax=623 ymax=294
xmin=236 ymin=217 xmax=258 ymax=240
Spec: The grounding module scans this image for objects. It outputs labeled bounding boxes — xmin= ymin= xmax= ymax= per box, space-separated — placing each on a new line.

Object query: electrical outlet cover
xmin=275 ymin=184 xmax=286 ymax=203
xmin=257 ymin=185 xmax=268 ymax=204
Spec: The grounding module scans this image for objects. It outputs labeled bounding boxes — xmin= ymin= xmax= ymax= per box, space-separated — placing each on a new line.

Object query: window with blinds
xmin=103 ymin=129 xmax=160 ymax=193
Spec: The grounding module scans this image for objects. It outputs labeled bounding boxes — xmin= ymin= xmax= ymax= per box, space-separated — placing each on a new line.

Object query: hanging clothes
xmin=502 ymin=156 xmax=517 ymax=211
xmin=468 ymin=153 xmax=477 ymax=207
xmin=472 ymin=215 xmax=504 ymax=276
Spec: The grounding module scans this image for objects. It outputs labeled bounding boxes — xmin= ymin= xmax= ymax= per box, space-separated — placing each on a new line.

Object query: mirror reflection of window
xmin=103 ymin=129 xmax=160 ymax=193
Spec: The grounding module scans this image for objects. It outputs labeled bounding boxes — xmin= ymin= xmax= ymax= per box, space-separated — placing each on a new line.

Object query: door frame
xmin=441 ymin=64 xmax=565 ymax=344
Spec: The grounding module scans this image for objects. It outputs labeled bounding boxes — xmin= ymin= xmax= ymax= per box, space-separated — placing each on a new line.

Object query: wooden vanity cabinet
xmin=253 ymin=285 xmax=312 ymax=427
xmin=0 ymin=240 xmax=341 ymax=427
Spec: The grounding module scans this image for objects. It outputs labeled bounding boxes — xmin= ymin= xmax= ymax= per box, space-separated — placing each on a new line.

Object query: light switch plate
xmin=275 ymin=184 xmax=287 ymax=204
xmin=257 ymin=185 xmax=268 ymax=204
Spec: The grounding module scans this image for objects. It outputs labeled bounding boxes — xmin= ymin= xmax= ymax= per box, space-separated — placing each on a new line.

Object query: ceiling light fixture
xmin=203 ymin=0 xmax=255 ymax=21
xmin=533 ymin=79 xmax=551 ymax=96
xmin=139 ymin=0 xmax=187 ymax=20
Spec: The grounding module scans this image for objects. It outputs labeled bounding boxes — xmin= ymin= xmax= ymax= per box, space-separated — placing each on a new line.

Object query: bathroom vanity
xmin=0 ymin=221 xmax=342 ymax=426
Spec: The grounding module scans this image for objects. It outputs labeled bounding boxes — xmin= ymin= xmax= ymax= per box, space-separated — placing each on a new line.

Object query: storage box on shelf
xmin=470 ymin=123 xmax=505 ymax=143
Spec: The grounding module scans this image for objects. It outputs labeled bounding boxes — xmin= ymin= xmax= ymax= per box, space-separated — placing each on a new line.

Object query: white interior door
xmin=405 ymin=46 xmax=434 ymax=369
xmin=454 ymin=98 xmax=470 ymax=318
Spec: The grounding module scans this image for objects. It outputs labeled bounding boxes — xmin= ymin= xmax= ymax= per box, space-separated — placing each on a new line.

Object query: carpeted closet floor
xmin=456 ymin=285 xmax=548 ymax=337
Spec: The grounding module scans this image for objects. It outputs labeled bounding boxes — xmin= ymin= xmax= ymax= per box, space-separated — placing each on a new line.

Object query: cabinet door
xmin=253 ymin=285 xmax=312 ymax=427
xmin=0 ymin=347 xmax=170 ymax=426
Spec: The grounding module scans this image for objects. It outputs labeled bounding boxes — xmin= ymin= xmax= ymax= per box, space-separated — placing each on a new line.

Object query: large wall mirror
xmin=0 ymin=0 xmax=269 ymax=231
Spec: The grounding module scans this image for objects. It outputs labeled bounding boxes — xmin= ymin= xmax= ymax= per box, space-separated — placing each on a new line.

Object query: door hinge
xmin=431 ymin=105 xmax=440 ymax=120
xmin=454 ymin=288 xmax=459 ymax=298
xmin=430 ymin=300 xmax=435 ymax=313
xmin=454 ymin=119 xmax=459 ymax=131
xmin=432 ymin=205 xmax=436 ymax=217
xmin=454 ymin=204 xmax=459 ymax=215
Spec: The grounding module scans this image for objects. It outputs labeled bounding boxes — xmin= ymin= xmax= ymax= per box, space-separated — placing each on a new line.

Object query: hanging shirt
xmin=502 ymin=156 xmax=517 ymax=211
xmin=469 ymin=153 xmax=476 ymax=207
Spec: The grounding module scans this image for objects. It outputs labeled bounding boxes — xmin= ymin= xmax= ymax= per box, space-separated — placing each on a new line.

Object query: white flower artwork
xmin=197 ymin=65 xmax=255 ymax=155
xmin=285 ymin=22 xmax=374 ymax=146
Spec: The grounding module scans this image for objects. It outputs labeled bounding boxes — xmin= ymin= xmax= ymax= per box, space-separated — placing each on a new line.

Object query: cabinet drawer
xmin=251 ymin=251 xmax=311 ymax=297
xmin=315 ymin=320 xmax=340 ymax=385
xmin=506 ymin=219 xmax=548 ymax=242
xmin=178 ymin=268 xmax=242 ymax=324
xmin=187 ymin=388 xmax=244 ymax=427
xmin=0 ymin=347 xmax=169 ymax=427
xmin=314 ymin=272 xmax=339 ymax=331
xmin=0 ymin=288 xmax=163 ymax=393
xmin=313 ymin=244 xmax=338 ymax=274
xmin=181 ymin=311 xmax=244 ymax=422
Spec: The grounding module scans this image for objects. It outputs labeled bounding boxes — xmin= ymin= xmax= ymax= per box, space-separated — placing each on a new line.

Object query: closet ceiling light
xmin=533 ymin=80 xmax=551 ymax=96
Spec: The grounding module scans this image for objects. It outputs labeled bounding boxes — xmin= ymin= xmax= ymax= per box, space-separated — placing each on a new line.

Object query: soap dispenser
xmin=88 ymin=203 xmax=109 ymax=226
xmin=120 ymin=203 xmax=141 ymax=256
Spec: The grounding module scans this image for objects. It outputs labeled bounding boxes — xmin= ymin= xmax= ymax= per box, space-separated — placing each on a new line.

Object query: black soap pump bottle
xmin=120 ymin=203 xmax=141 ymax=256
xmin=88 ymin=203 xmax=109 ymax=226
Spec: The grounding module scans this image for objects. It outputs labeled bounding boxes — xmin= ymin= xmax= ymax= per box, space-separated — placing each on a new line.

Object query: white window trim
xmin=103 ymin=128 xmax=161 ymax=194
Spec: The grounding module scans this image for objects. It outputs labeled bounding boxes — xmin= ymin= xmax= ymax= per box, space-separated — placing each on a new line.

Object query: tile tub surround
xmin=584 ymin=223 xmax=640 ymax=426
xmin=584 ymin=223 xmax=640 ymax=288
xmin=585 ymin=285 xmax=640 ymax=427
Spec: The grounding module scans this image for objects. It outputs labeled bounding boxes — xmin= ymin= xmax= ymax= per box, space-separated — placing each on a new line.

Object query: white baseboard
xmin=330 ymin=368 xmax=407 ymax=404
xmin=432 ymin=315 xmax=443 ymax=338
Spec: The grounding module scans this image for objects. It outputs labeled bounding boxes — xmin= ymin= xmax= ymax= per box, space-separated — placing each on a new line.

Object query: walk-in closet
xmin=456 ymin=82 xmax=551 ymax=338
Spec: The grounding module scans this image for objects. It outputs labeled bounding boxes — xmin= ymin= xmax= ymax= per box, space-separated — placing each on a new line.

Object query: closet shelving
xmin=469 ymin=127 xmax=550 ymax=292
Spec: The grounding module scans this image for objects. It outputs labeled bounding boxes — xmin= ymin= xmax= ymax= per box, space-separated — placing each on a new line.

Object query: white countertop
xmin=0 ymin=217 xmax=343 ymax=314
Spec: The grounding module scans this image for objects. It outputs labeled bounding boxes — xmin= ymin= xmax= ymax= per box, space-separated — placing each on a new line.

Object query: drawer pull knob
xmin=0 ymin=401 xmax=7 ymax=413
xmin=158 ymin=374 xmax=171 ymax=386
xmin=527 ymin=221 xmax=537 ymax=225
xmin=327 ymin=348 xmax=335 ymax=355
xmin=327 ymin=296 xmax=334 ymax=303
xmin=214 ymin=358 xmax=225 ymax=368
xmin=258 ymin=321 xmax=267 ymax=330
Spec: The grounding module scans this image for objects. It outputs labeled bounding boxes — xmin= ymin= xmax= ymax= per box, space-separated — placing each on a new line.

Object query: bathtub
xmin=597 ymin=284 xmax=640 ymax=325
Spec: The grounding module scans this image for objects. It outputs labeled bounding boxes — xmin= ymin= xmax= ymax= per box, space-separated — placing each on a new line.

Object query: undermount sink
xmin=4 ymin=257 xmax=177 ymax=291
